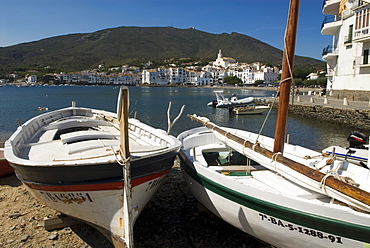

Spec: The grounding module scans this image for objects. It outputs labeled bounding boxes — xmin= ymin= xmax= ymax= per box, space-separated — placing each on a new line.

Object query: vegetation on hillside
xmin=0 ymin=27 xmax=324 ymax=76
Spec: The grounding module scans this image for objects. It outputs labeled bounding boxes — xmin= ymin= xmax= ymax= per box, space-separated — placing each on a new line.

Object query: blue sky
xmin=0 ymin=0 xmax=331 ymax=60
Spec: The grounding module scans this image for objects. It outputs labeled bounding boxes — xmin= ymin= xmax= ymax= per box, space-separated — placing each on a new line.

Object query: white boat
xmin=232 ymin=104 xmax=270 ymax=115
xmin=178 ymin=125 xmax=370 ymax=248
xmin=4 ymin=86 xmax=181 ymax=248
xmin=207 ymin=90 xmax=254 ymax=108
xmin=322 ymin=131 xmax=369 ymax=168
xmin=178 ymin=1 xmax=370 ymax=247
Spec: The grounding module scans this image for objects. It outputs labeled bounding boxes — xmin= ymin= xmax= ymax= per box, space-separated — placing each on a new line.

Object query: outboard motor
xmin=347 ymin=131 xmax=367 ymax=149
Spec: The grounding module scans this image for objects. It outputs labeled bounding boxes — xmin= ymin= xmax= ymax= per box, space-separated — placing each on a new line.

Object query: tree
xmin=254 ymin=80 xmax=264 ymax=86
xmin=317 ymin=77 xmax=327 ymax=87
xmin=294 ymin=78 xmax=303 ymax=86
xmin=223 ymin=76 xmax=243 ymax=85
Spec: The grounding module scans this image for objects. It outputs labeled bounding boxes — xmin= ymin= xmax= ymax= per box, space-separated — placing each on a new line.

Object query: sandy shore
xmin=0 ymin=159 xmax=269 ymax=248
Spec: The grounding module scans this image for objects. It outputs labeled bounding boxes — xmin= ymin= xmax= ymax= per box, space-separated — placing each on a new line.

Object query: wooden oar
xmin=119 ymin=86 xmax=133 ymax=248
xmin=188 ymin=114 xmax=370 ymax=211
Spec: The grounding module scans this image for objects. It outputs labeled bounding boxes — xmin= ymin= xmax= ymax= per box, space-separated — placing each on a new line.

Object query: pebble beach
xmin=0 ymin=158 xmax=269 ymax=248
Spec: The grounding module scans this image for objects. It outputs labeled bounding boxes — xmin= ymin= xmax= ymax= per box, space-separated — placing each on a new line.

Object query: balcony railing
xmin=322 ymin=45 xmax=339 ymax=57
xmin=352 ymin=0 xmax=368 ymax=9
xmin=321 ymin=16 xmax=335 ymax=30
xmin=354 ymin=27 xmax=370 ymax=41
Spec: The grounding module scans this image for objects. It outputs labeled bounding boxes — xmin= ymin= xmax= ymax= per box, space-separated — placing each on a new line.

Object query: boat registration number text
xmin=40 ymin=191 xmax=93 ymax=204
xmin=259 ymin=213 xmax=343 ymax=244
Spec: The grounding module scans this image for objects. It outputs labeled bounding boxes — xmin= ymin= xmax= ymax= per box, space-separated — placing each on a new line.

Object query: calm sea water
xmin=0 ymin=85 xmax=354 ymax=151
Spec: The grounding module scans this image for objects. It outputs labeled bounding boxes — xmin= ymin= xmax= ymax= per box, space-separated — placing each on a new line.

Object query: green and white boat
xmin=178 ymin=123 xmax=370 ymax=247
xmin=178 ymin=0 xmax=370 ymax=247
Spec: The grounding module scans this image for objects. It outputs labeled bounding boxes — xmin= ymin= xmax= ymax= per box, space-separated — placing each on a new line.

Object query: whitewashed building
xmin=212 ymin=50 xmax=237 ymax=68
xmin=254 ymin=66 xmax=279 ymax=83
xmin=169 ymin=68 xmax=186 ymax=84
xmin=26 ymin=75 xmax=37 ymax=84
xmin=140 ymin=50 xmax=278 ymax=86
xmin=322 ymin=0 xmax=370 ymax=94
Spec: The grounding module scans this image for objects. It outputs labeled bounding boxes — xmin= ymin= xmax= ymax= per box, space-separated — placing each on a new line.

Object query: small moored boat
xmin=207 ymin=91 xmax=254 ymax=108
xmin=322 ymin=131 xmax=368 ymax=168
xmin=232 ymin=104 xmax=270 ymax=115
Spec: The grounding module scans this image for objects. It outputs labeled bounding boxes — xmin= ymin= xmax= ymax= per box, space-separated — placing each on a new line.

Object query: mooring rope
xmin=255 ymin=32 xmax=294 ymax=144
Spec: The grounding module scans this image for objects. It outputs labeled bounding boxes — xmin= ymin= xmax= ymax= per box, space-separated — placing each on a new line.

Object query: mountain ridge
xmin=0 ymin=26 xmax=323 ymax=73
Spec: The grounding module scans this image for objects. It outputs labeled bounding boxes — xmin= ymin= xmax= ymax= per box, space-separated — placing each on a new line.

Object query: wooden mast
xmin=273 ymin=0 xmax=300 ymax=153
xmin=187 ymin=114 xmax=370 ymax=210
xmin=119 ymin=86 xmax=133 ymax=248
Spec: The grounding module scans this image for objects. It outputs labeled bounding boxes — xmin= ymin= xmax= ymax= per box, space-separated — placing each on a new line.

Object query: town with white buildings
xmin=322 ymin=0 xmax=370 ymax=97
xmin=1 ymin=50 xmax=279 ymax=87
xmin=8 ymin=0 xmax=370 ymax=99
xmin=142 ymin=50 xmax=279 ymax=86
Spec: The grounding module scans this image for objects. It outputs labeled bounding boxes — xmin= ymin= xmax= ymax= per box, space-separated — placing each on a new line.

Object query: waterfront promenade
xmin=284 ymin=94 xmax=370 ymax=110
xmin=245 ymin=86 xmax=370 ymax=110
xmin=255 ymin=92 xmax=370 ymax=132
xmin=293 ymin=94 xmax=370 ymax=110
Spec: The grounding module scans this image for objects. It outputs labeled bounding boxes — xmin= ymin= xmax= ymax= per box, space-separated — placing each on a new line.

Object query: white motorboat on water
xmin=178 ymin=1 xmax=370 ymax=247
xmin=322 ymin=131 xmax=369 ymax=168
xmin=207 ymin=90 xmax=254 ymax=108
xmin=4 ymin=86 xmax=182 ymax=248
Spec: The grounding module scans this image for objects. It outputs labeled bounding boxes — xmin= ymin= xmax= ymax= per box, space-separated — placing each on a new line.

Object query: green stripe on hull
xmin=179 ymin=152 xmax=370 ymax=244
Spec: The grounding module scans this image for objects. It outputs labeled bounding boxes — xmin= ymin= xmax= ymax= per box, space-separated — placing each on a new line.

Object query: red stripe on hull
xmin=24 ymin=169 xmax=170 ymax=192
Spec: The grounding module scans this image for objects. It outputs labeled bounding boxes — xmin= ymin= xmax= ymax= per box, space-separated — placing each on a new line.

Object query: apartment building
xmin=322 ymin=0 xmax=370 ymax=95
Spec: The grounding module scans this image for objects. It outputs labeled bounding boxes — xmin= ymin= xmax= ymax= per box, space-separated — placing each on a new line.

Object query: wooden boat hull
xmin=0 ymin=148 xmax=14 ymax=177
xmin=13 ymin=153 xmax=175 ymax=246
xmin=178 ymin=127 xmax=370 ymax=248
xmin=4 ymin=105 xmax=181 ymax=247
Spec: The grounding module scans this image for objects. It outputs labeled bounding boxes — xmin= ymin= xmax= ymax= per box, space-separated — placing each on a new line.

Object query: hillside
xmin=0 ymin=26 xmax=323 ymax=73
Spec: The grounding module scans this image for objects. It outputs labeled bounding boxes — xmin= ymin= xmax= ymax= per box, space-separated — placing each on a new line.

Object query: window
xmin=355 ymin=8 xmax=370 ymax=30
xmin=349 ymin=25 xmax=353 ymax=43
xmin=363 ymin=49 xmax=369 ymax=64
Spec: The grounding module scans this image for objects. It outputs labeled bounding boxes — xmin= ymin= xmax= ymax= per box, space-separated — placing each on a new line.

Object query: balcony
xmin=322 ymin=45 xmax=339 ymax=61
xmin=353 ymin=27 xmax=370 ymax=42
xmin=322 ymin=0 xmax=341 ymax=15
xmin=321 ymin=16 xmax=342 ymax=35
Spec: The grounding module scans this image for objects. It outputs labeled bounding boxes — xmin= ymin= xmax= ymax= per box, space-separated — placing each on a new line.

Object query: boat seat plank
xmin=25 ymin=126 xmax=168 ymax=161
xmin=43 ymin=118 xmax=111 ymax=131
xmin=65 ymin=139 xmax=167 ymax=154
xmin=65 ymin=140 xmax=120 ymax=154
xmin=61 ymin=131 xmax=117 ymax=144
